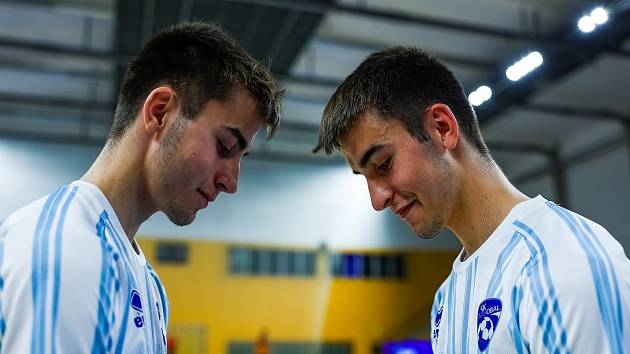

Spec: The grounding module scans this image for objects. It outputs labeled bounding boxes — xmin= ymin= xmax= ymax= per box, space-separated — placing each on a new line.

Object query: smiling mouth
xmin=197 ymin=189 xmax=216 ymax=204
xmin=396 ymin=201 xmax=414 ymax=219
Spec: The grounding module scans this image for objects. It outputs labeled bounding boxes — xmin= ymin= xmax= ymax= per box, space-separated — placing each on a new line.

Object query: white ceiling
xmin=1 ymin=0 xmax=629 ymax=249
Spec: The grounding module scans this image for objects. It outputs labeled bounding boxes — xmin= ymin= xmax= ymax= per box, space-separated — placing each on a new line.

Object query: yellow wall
xmin=139 ymin=238 xmax=457 ymax=354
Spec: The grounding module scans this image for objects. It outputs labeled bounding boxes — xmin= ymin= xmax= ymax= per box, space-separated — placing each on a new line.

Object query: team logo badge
xmin=432 ymin=305 xmax=443 ymax=340
xmin=477 ymin=298 xmax=502 ymax=351
xmin=130 ymin=290 xmax=144 ymax=328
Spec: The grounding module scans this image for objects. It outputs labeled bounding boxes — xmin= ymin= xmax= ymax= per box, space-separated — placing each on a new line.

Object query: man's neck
xmin=81 ymin=141 xmax=154 ymax=244
xmin=448 ymin=158 xmax=528 ymax=259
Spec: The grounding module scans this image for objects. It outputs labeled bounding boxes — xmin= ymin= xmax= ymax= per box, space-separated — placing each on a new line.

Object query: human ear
xmin=426 ymin=103 xmax=459 ymax=151
xmin=142 ymin=86 xmax=178 ymax=137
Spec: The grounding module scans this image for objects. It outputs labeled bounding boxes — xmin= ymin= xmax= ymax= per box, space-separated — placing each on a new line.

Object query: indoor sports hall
xmin=1 ymin=1 xmax=629 ymax=353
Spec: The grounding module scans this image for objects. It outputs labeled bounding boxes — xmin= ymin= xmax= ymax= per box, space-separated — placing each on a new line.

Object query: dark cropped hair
xmin=108 ymin=22 xmax=283 ymax=143
xmin=316 ymin=46 xmax=488 ymax=156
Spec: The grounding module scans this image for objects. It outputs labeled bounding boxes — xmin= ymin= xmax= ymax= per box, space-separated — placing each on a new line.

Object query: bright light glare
xmin=506 ymin=65 xmax=522 ymax=81
xmin=468 ymin=91 xmax=482 ymax=106
xmin=578 ymin=15 xmax=596 ymax=33
xmin=477 ymin=86 xmax=492 ymax=101
xmin=526 ymin=51 xmax=543 ymax=67
xmin=506 ymin=51 xmax=543 ymax=81
xmin=468 ymin=85 xmax=492 ymax=106
xmin=590 ymin=7 xmax=608 ymax=24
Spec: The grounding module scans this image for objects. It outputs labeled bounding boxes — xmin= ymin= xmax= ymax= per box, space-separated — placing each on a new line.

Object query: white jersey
xmin=0 ymin=180 xmax=169 ymax=354
xmin=431 ymin=195 xmax=630 ymax=354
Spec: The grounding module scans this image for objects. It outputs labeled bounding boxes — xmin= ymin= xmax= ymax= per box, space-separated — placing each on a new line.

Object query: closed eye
xmin=377 ymin=157 xmax=392 ymax=173
xmin=217 ymin=139 xmax=231 ymax=158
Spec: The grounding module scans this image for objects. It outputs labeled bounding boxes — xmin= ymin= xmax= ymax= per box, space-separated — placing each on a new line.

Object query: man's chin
xmin=415 ymin=231 xmax=439 ymax=240
xmin=166 ymin=211 xmax=196 ymax=226
xmin=410 ymin=222 xmax=442 ymax=240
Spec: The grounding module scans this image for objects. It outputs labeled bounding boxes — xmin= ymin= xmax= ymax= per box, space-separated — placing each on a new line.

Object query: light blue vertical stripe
xmin=514 ymin=220 xmax=571 ymax=352
xmin=104 ymin=221 xmax=138 ymax=292
xmin=516 ymin=231 xmax=560 ymax=353
xmin=546 ymin=202 xmax=623 ymax=353
xmin=486 ymin=232 xmax=521 ymax=298
xmin=91 ymin=215 xmax=107 ymax=354
xmin=100 ymin=212 xmax=136 ymax=354
xmin=478 ymin=233 xmax=522 ymax=353
xmin=579 ymin=217 xmax=624 ymax=333
xmin=50 ymin=186 xmax=78 ymax=354
xmin=31 ymin=185 xmax=67 ymax=354
xmin=113 ymin=273 xmax=132 ymax=354
xmin=145 ymin=271 xmax=157 ymax=352
xmin=460 ymin=258 xmax=477 ymax=354
xmin=30 ymin=186 xmax=63 ymax=354
xmin=91 ymin=212 xmax=113 ymax=354
xmin=148 ymin=265 xmax=169 ymax=328
xmin=105 ymin=220 xmax=134 ymax=270
xmin=509 ymin=282 xmax=527 ymax=354
xmin=98 ymin=213 xmax=126 ymax=354
xmin=548 ymin=203 xmax=616 ymax=349
xmin=526 ymin=241 xmax=555 ymax=349
xmin=447 ymin=273 xmax=457 ymax=354
xmin=0 ymin=217 xmax=6 ymax=351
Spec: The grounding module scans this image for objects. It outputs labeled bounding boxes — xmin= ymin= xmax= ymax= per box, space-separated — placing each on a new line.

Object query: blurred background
xmin=1 ymin=0 xmax=630 ymax=353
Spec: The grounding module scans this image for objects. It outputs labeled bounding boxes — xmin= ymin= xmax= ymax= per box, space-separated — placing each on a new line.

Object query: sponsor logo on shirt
xmin=432 ymin=305 xmax=443 ymax=340
xmin=130 ymin=289 xmax=144 ymax=328
xmin=477 ymin=298 xmax=502 ymax=351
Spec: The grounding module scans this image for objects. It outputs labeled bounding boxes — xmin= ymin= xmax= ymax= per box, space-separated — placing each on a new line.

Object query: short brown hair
xmin=316 ymin=46 xmax=488 ymax=156
xmin=109 ymin=22 xmax=284 ymax=143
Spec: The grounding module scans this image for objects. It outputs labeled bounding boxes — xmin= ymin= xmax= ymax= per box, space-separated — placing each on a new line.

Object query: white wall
xmin=567 ymin=147 xmax=630 ymax=252
xmin=5 ymin=138 xmax=627 ymax=253
xmin=518 ymin=175 xmax=555 ymax=202
xmin=0 ymin=138 xmax=460 ymax=251
xmin=518 ymin=146 xmax=630 ymax=255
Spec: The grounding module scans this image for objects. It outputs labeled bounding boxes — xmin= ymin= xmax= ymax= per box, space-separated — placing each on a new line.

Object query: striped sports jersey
xmin=0 ymin=180 xmax=169 ymax=354
xmin=431 ymin=195 xmax=630 ymax=353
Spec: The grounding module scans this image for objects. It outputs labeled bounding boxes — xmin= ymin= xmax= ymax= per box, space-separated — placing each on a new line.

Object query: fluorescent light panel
xmin=506 ymin=51 xmax=543 ymax=82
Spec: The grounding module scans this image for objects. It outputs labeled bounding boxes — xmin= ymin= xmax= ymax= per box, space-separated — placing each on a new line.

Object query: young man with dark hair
xmin=0 ymin=22 xmax=283 ymax=353
xmin=316 ymin=46 xmax=630 ymax=353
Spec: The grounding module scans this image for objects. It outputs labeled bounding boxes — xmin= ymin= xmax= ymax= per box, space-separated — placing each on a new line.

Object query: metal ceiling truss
xmin=228 ymin=0 xmax=630 ymax=58
xmin=1 ymin=0 xmax=629 ymax=172
xmin=314 ymin=36 xmax=499 ymax=71
xmin=476 ymin=7 xmax=630 ymax=125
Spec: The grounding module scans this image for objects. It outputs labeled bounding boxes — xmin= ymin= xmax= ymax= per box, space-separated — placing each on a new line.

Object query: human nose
xmin=216 ymin=159 xmax=240 ymax=194
xmin=366 ymin=178 xmax=393 ymax=211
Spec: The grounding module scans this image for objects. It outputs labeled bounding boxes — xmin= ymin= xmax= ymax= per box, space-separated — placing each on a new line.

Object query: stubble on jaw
xmin=412 ymin=143 xmax=457 ymax=239
xmin=155 ymin=116 xmax=197 ymax=226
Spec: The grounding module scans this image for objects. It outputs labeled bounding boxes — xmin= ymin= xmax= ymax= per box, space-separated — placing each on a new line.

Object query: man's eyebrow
xmin=359 ymin=144 xmax=385 ymax=169
xmin=226 ymin=126 xmax=247 ymax=151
